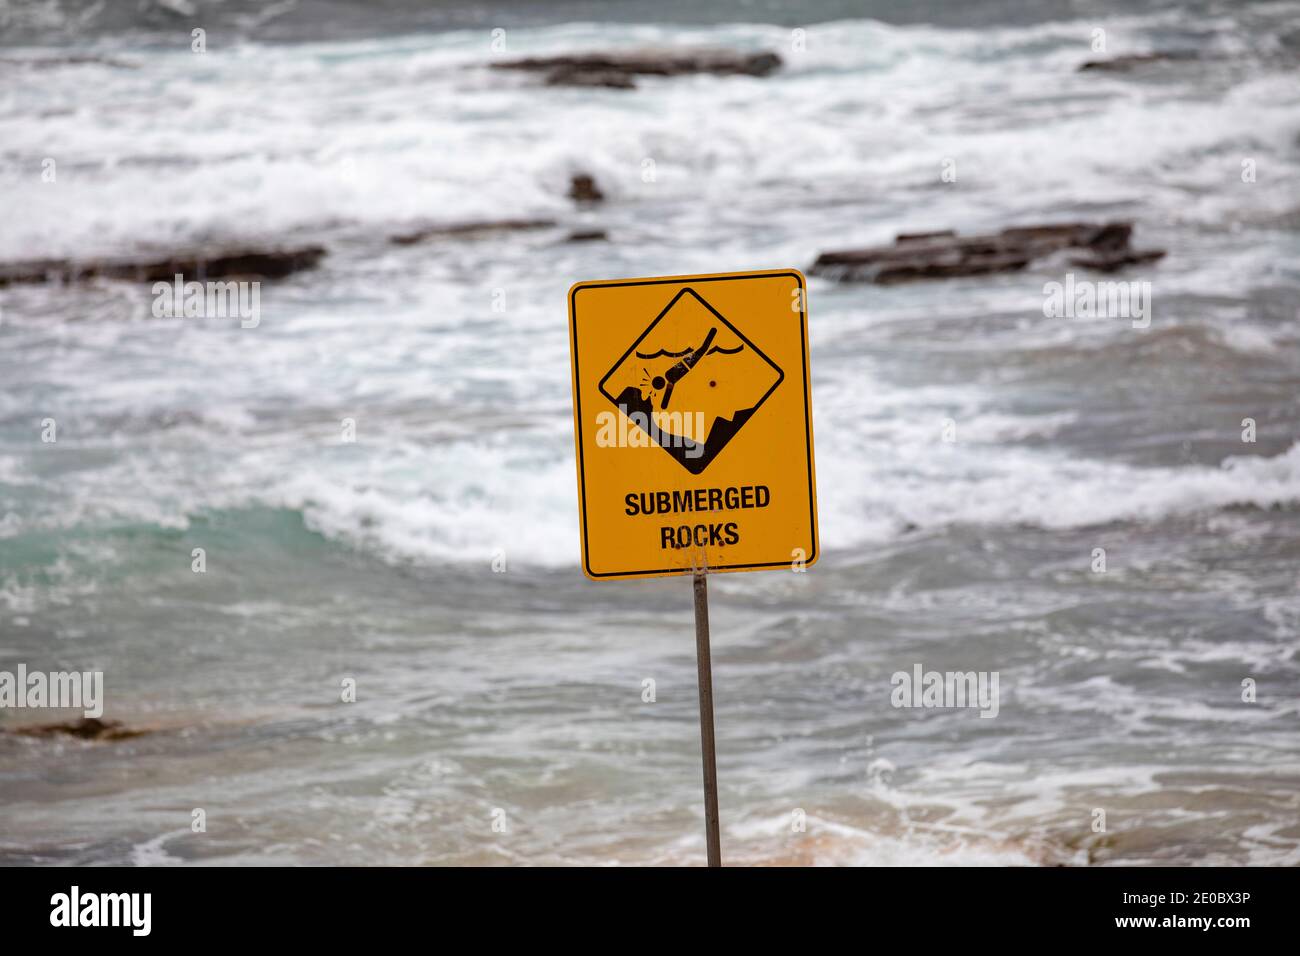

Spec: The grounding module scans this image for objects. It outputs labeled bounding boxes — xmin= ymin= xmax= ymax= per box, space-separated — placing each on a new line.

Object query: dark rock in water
xmin=0 ymin=246 xmax=326 ymax=286
xmin=810 ymin=222 xmax=1165 ymax=283
xmin=568 ymin=174 xmax=605 ymax=204
xmin=0 ymin=54 xmax=138 ymax=70
xmin=10 ymin=717 xmax=148 ymax=741
xmin=1079 ymin=51 xmax=1198 ymax=72
xmin=896 ymin=230 xmax=956 ymax=243
xmin=566 ymin=229 xmax=608 ymax=242
xmin=546 ymin=68 xmax=636 ymax=90
xmin=1068 ymin=248 xmax=1167 ymax=272
xmin=494 ymin=49 xmax=782 ymax=90
xmin=388 ymin=218 xmax=557 ymax=245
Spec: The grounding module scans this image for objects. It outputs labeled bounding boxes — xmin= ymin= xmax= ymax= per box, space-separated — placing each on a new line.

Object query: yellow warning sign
xmin=568 ymin=270 xmax=818 ymax=580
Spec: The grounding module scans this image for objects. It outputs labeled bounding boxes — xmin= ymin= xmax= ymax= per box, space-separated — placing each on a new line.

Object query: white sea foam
xmin=3 ymin=13 xmax=1297 ymax=262
xmin=136 ymin=434 xmax=1298 ymax=568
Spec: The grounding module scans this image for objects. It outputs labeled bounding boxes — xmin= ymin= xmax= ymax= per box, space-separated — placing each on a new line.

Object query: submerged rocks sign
xmin=567 ymin=270 xmax=818 ymax=579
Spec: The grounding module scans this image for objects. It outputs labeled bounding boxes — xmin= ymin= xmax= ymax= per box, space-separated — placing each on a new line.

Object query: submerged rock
xmin=494 ymin=48 xmax=782 ymax=89
xmin=388 ymin=218 xmax=558 ymax=245
xmin=0 ymin=54 xmax=138 ymax=70
xmin=567 ymin=173 xmax=604 ymax=204
xmin=546 ymin=68 xmax=636 ymax=90
xmin=0 ymin=245 xmax=326 ymax=286
xmin=1078 ymin=51 xmax=1198 ymax=72
xmin=9 ymin=717 xmax=148 ymax=741
xmin=810 ymin=222 xmax=1165 ymax=283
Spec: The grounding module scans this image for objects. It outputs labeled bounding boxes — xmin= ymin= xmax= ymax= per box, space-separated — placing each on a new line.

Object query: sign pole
xmin=692 ymin=569 xmax=722 ymax=867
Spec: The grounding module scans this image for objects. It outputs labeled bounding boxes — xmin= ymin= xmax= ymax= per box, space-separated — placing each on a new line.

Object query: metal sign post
xmin=692 ymin=569 xmax=721 ymax=867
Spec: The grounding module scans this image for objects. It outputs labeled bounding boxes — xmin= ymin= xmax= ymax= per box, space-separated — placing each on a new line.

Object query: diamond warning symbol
xmin=597 ymin=287 xmax=783 ymax=474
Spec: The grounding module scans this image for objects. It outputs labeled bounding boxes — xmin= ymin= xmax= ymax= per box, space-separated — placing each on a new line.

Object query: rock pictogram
xmin=598 ymin=287 xmax=783 ymax=474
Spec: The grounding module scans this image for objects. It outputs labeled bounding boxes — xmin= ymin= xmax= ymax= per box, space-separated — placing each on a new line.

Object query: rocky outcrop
xmin=567 ymin=173 xmax=604 ymax=204
xmin=1079 ymin=51 xmax=1198 ymax=72
xmin=0 ymin=54 xmax=138 ymax=70
xmin=7 ymin=717 xmax=148 ymax=741
xmin=546 ymin=68 xmax=635 ymax=90
xmin=0 ymin=245 xmax=326 ymax=286
xmin=493 ymin=48 xmax=782 ymax=89
xmin=388 ymin=218 xmax=558 ymax=245
xmin=810 ymin=222 xmax=1165 ymax=283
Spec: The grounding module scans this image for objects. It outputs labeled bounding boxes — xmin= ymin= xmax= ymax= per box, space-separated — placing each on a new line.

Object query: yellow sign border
xmin=568 ymin=269 xmax=818 ymax=580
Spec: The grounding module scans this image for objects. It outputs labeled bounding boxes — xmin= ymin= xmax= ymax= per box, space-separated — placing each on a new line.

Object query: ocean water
xmin=1 ymin=0 xmax=1299 ymax=865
